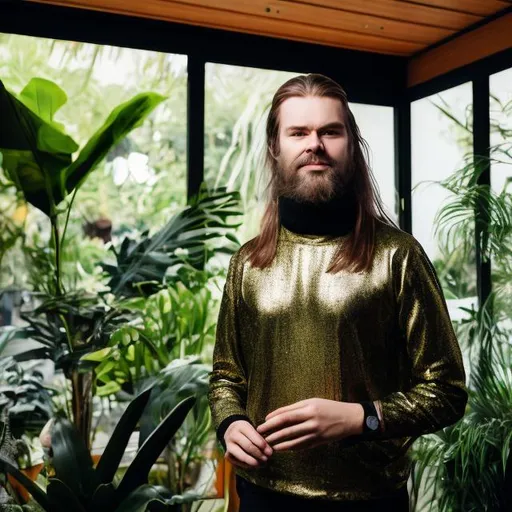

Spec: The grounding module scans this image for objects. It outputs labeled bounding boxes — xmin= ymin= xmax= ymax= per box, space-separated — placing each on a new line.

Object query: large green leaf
xmin=64 ymin=92 xmax=166 ymax=194
xmin=95 ymin=386 xmax=153 ymax=485
xmin=18 ymin=77 xmax=67 ymax=127
xmin=116 ymin=395 xmax=196 ymax=502
xmin=0 ymin=79 xmax=76 ymax=214
xmin=0 ymin=79 xmax=165 ymax=216
xmin=50 ymin=416 xmax=97 ymax=500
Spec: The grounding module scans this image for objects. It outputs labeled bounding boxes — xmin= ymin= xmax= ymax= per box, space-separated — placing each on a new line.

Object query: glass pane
xmin=349 ymin=103 xmax=396 ymax=222
xmin=411 ymin=82 xmax=477 ymax=320
xmin=490 ymin=67 xmax=512 ymax=320
xmin=0 ymin=33 xmax=187 ymax=288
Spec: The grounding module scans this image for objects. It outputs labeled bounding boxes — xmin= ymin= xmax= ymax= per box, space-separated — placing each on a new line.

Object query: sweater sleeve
xmin=376 ymin=239 xmax=468 ymax=438
xmin=208 ymin=250 xmax=251 ymax=449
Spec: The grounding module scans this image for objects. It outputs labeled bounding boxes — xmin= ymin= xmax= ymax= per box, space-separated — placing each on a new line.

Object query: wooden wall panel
xmin=408 ymin=12 xmax=512 ymax=87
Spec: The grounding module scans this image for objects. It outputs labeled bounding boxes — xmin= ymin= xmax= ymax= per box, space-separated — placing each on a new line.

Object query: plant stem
xmin=61 ymin=188 xmax=78 ymax=252
xmin=51 ymin=213 xmax=63 ymax=297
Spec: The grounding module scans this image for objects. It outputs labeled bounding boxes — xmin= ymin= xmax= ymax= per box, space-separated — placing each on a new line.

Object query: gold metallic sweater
xmin=208 ymin=222 xmax=467 ymax=500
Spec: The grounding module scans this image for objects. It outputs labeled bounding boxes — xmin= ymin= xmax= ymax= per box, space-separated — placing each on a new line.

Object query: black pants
xmin=236 ymin=476 xmax=409 ymax=512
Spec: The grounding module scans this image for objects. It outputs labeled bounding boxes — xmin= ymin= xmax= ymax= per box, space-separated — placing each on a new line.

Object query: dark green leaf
xmin=116 ymin=396 xmax=195 ymax=502
xmin=47 ymin=478 xmax=86 ymax=512
xmin=51 ymin=416 xmax=97 ymax=499
xmin=114 ymin=485 xmax=200 ymax=512
xmin=95 ymin=386 xmax=153 ymax=485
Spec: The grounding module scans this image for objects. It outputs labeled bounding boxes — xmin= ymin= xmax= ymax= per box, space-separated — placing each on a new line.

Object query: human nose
xmin=305 ymin=131 xmax=324 ymax=153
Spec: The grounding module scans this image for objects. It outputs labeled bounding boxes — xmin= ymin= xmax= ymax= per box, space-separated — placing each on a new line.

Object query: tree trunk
xmin=71 ymin=370 xmax=93 ymax=450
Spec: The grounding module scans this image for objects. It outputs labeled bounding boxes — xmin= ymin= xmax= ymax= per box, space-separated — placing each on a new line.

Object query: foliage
xmin=103 ymin=186 xmax=242 ymax=299
xmin=0 ymin=73 xmax=166 ymax=445
xmin=0 ymin=184 xmax=241 ymax=447
xmin=0 ymin=389 xmax=198 ymax=512
xmin=433 ymin=146 xmax=512 ymax=264
xmin=411 ymin=299 xmax=512 ymax=511
xmin=82 ymin=279 xmax=218 ymax=397
xmin=412 ymin=88 xmax=512 ymax=511
xmin=0 ymin=358 xmax=55 ymax=438
xmin=139 ymin=359 xmax=212 ymax=498
xmin=0 ymin=77 xmax=165 ymax=217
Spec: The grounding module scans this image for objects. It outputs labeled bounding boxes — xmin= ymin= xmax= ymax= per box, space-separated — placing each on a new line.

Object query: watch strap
xmin=360 ymin=401 xmax=381 ymax=437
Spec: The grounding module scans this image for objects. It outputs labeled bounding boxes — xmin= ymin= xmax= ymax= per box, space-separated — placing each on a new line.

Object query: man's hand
xmin=256 ymin=398 xmax=364 ymax=451
xmin=224 ymin=420 xmax=274 ymax=470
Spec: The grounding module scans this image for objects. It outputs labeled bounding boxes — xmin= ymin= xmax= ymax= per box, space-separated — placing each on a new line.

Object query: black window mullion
xmin=472 ymin=77 xmax=492 ymax=307
xmin=187 ymin=55 xmax=205 ymax=203
xmin=394 ymin=100 xmax=412 ymax=233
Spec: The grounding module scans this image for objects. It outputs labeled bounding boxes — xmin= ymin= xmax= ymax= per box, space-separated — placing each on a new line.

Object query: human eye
xmin=322 ymin=129 xmax=341 ymax=136
xmin=291 ymin=131 xmax=306 ymax=137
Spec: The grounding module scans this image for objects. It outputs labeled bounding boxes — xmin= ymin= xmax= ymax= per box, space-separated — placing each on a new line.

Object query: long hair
xmin=246 ymin=73 xmax=396 ymax=273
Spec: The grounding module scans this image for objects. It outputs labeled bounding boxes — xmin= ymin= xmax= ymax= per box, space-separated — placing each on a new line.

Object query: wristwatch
xmin=360 ymin=401 xmax=381 ymax=436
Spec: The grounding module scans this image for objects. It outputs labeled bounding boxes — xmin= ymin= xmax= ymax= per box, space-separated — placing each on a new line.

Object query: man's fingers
xmin=264 ymin=422 xmax=312 ymax=445
xmin=240 ymin=424 xmax=273 ymax=456
xmin=237 ymin=433 xmax=269 ymax=461
xmin=272 ymin=433 xmax=317 ymax=452
xmin=257 ymin=408 xmax=308 ymax=435
xmin=225 ymin=451 xmax=253 ymax=470
xmin=226 ymin=444 xmax=261 ymax=468
xmin=265 ymin=400 xmax=309 ymax=420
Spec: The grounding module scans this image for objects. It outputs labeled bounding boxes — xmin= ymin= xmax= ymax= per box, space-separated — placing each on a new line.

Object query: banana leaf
xmin=0 ymin=78 xmax=165 ymax=216
xmin=0 ymin=79 xmax=74 ymax=214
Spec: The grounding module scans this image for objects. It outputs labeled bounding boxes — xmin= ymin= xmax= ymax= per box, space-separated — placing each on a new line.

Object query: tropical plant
xmin=0 ymin=185 xmax=242 ymax=447
xmin=82 ymin=277 xmax=219 ymax=398
xmin=0 ymin=357 xmax=55 ymax=438
xmin=411 ymin=92 xmax=512 ymax=510
xmin=0 ymin=75 xmax=164 ymax=445
xmin=411 ymin=298 xmax=512 ymax=511
xmin=138 ymin=358 xmax=212 ymax=501
xmin=0 ymin=388 xmax=199 ymax=512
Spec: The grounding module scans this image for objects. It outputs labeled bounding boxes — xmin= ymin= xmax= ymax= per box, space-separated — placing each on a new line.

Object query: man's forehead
xmin=279 ymin=96 xmax=345 ymax=128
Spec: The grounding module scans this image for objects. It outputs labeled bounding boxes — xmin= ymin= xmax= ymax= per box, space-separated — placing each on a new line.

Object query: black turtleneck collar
xmin=278 ymin=191 xmax=358 ymax=237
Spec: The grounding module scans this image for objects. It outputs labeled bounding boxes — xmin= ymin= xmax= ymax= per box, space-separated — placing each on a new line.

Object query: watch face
xmin=366 ymin=415 xmax=379 ymax=431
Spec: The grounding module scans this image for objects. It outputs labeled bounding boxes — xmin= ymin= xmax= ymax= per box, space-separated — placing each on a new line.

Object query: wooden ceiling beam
xmin=28 ymin=0 xmax=424 ymax=54
xmin=408 ymin=12 xmax=512 ymax=87
xmin=400 ymin=0 xmax=509 ymax=17
xmin=287 ymin=0 xmax=481 ymax=29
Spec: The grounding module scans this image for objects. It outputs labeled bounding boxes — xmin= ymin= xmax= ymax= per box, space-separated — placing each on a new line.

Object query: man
xmin=208 ymin=73 xmax=467 ymax=511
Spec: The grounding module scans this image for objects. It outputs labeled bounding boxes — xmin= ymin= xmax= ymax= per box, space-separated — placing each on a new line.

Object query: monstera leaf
xmin=0 ymin=77 xmax=165 ymax=216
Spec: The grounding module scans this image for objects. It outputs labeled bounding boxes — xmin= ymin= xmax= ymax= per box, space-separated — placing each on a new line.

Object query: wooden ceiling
xmin=28 ymin=0 xmax=510 ymax=55
xmin=27 ymin=0 xmax=512 ymax=86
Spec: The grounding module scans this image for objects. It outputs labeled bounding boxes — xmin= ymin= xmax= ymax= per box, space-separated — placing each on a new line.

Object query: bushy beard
xmin=275 ymin=152 xmax=348 ymax=204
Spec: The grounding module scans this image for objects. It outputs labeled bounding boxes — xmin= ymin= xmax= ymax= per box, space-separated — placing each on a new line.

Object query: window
xmin=411 ymin=83 xmax=476 ymax=320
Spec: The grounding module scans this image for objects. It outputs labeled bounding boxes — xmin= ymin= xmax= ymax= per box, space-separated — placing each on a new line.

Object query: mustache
xmin=295 ymin=154 xmax=335 ymax=168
